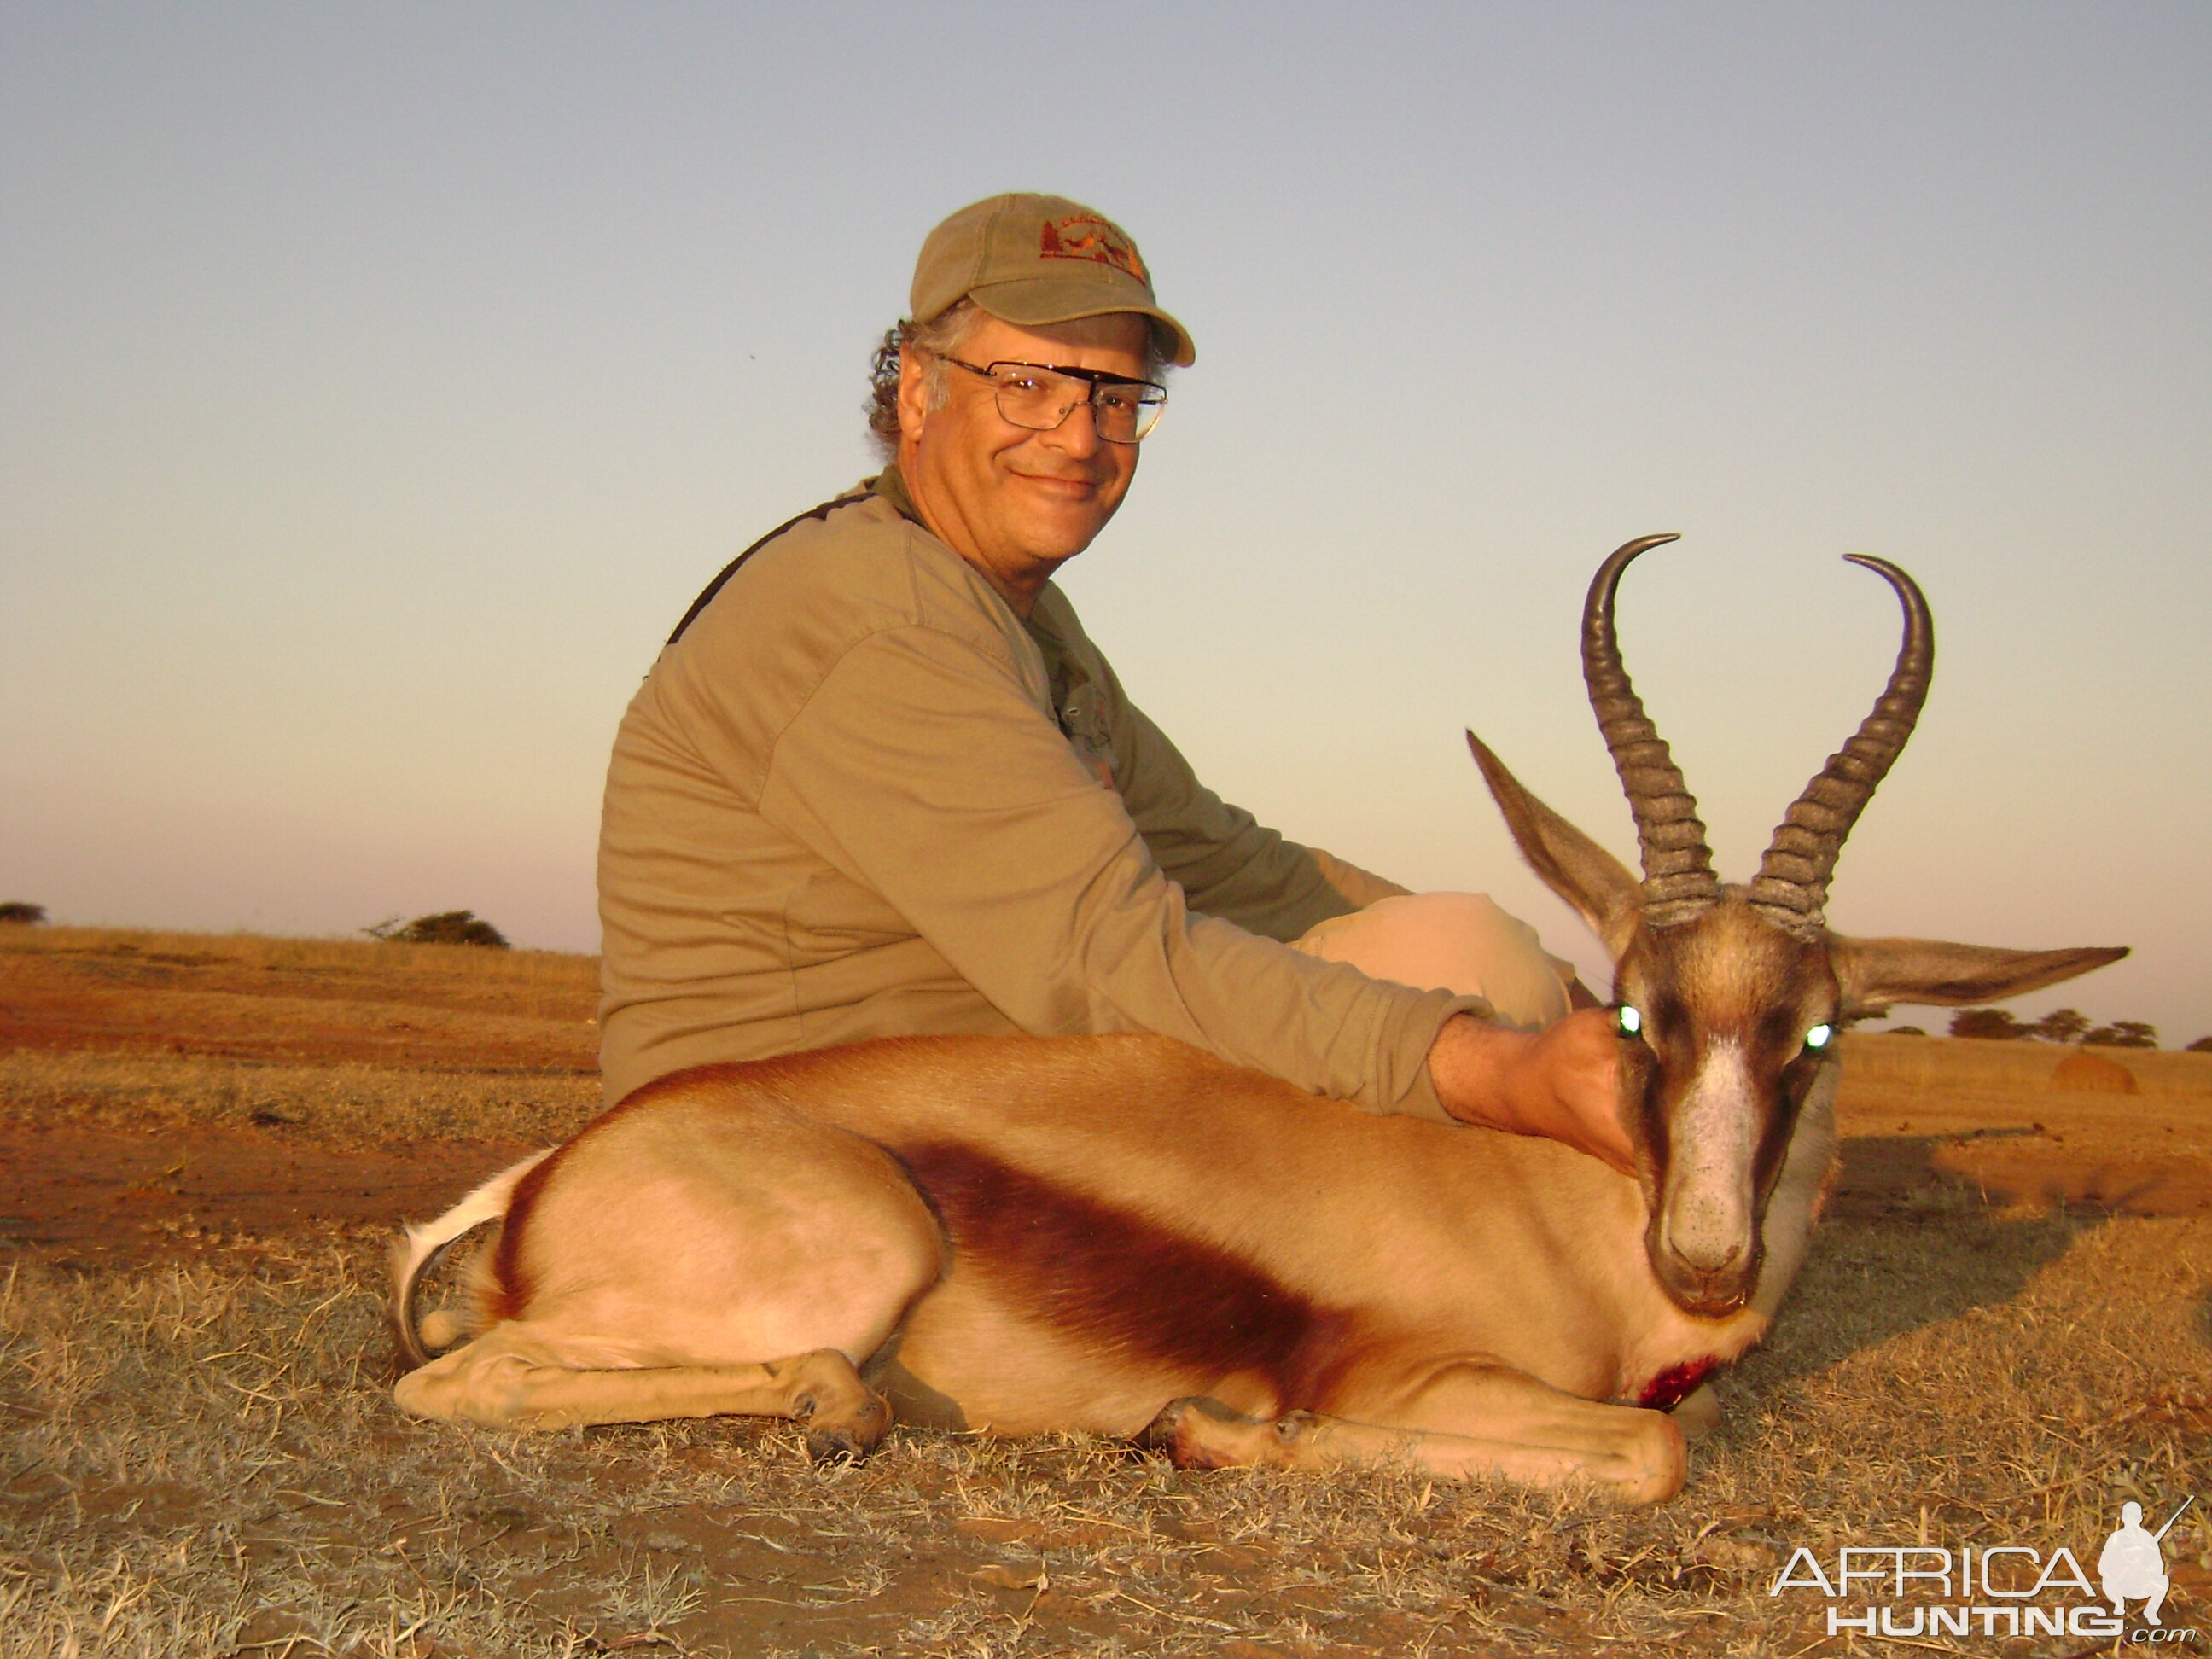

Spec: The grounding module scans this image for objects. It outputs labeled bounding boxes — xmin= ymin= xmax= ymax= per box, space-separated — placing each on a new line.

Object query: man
xmin=597 ymin=192 xmax=1625 ymax=1166
xmin=2098 ymin=1502 xmax=2173 ymax=1625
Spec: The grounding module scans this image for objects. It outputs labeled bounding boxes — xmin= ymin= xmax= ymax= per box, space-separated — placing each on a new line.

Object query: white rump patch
xmin=397 ymin=1148 xmax=554 ymax=1284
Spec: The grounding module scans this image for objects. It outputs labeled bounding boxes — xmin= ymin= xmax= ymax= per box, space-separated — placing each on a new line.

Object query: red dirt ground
xmin=0 ymin=1122 xmax=537 ymax=1260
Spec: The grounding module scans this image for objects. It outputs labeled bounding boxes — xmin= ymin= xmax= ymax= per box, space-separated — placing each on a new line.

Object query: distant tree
xmin=2082 ymin=1020 xmax=2157 ymax=1050
xmin=0 ymin=901 xmax=46 ymax=925
xmin=1887 ymin=1025 xmax=1927 ymax=1037
xmin=367 ymin=910 xmax=510 ymax=949
xmin=2029 ymin=1007 xmax=2092 ymax=1044
xmin=1949 ymin=1008 xmax=2023 ymax=1040
xmin=2189 ymin=1037 xmax=2212 ymax=1054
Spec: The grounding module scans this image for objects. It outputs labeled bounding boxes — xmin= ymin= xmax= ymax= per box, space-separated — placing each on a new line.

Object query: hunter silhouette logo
xmin=1038 ymin=213 xmax=1147 ymax=283
xmin=2102 ymin=1498 xmax=2192 ymax=1626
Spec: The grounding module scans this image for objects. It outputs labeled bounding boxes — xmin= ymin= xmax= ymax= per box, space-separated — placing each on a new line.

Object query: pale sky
xmin=3 ymin=4 xmax=2207 ymax=1041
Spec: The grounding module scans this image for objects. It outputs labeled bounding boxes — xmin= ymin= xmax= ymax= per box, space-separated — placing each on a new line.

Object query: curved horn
xmin=1747 ymin=555 xmax=1934 ymax=940
xmin=1582 ymin=533 xmax=1721 ymax=928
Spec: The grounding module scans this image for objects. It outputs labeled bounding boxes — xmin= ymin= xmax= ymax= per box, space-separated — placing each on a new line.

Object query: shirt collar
xmin=870 ymin=465 xmax=923 ymax=526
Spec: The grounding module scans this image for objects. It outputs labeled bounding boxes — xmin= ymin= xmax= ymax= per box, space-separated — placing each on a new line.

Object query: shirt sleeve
xmin=745 ymin=621 xmax=1481 ymax=1120
xmin=1108 ymin=693 xmax=1410 ymax=940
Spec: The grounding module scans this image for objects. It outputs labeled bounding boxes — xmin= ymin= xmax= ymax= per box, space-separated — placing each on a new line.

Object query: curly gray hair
xmin=864 ymin=301 xmax=984 ymax=459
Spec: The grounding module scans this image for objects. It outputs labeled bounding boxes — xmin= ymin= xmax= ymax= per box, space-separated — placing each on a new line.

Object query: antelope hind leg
xmin=394 ymin=1324 xmax=892 ymax=1459
xmin=1148 ymin=1364 xmax=1685 ymax=1505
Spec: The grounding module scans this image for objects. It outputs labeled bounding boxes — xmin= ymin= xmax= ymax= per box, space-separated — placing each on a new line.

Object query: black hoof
xmin=1141 ymin=1397 xmax=1196 ymax=1452
xmin=805 ymin=1429 xmax=867 ymax=1465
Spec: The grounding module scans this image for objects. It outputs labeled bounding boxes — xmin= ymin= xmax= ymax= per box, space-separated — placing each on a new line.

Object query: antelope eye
xmin=1803 ymin=1023 xmax=1835 ymax=1052
xmin=1615 ymin=1004 xmax=1644 ymax=1039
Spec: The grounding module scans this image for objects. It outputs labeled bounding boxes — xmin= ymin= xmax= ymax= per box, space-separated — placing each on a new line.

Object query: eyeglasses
xmin=940 ymin=357 xmax=1168 ymax=444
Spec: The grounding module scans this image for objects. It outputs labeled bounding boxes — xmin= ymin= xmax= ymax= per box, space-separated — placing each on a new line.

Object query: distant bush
xmin=2082 ymin=1021 xmax=2158 ymax=1050
xmin=2028 ymin=1007 xmax=2091 ymax=1043
xmin=2190 ymin=1037 xmax=2212 ymax=1054
xmin=0 ymin=901 xmax=46 ymax=926
xmin=1948 ymin=1008 xmax=2023 ymax=1040
xmin=1948 ymin=1006 xmax=2163 ymax=1048
xmin=364 ymin=910 xmax=510 ymax=950
xmin=1888 ymin=1025 xmax=1927 ymax=1037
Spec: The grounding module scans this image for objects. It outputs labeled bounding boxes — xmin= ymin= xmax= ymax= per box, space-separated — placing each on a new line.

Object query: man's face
xmin=896 ymin=311 xmax=1151 ymax=612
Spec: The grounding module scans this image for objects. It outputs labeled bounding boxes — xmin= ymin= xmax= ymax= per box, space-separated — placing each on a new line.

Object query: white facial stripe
xmin=1661 ymin=1037 xmax=1757 ymax=1273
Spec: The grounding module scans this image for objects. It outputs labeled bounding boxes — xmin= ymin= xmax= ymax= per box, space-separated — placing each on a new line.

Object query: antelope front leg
xmin=394 ymin=1325 xmax=893 ymax=1460
xmin=1146 ymin=1364 xmax=1685 ymax=1505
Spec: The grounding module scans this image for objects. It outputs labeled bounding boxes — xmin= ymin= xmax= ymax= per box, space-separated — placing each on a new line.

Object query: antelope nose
xmin=1669 ymin=1231 xmax=1745 ymax=1277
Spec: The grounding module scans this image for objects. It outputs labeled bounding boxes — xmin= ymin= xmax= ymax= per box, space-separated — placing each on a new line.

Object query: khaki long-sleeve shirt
xmin=596 ymin=472 xmax=1487 ymax=1115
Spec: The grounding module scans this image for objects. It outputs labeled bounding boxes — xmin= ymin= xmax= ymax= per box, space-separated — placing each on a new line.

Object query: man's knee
xmin=1293 ymin=891 xmax=1575 ymax=1030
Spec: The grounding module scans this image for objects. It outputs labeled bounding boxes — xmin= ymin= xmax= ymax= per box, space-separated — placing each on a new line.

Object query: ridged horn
xmin=1747 ymin=555 xmax=1934 ymax=940
xmin=1583 ymin=533 xmax=1720 ymax=928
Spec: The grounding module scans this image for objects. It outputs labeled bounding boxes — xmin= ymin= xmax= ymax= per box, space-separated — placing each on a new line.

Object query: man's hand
xmin=1427 ymin=1009 xmax=1633 ymax=1174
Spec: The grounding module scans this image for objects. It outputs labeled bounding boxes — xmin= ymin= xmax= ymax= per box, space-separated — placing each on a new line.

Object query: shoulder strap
xmin=665 ymin=492 xmax=855 ymax=646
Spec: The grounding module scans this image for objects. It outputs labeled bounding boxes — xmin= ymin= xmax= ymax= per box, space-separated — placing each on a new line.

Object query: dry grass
xmin=3 ymin=931 xmax=2210 ymax=1655
xmin=1845 ymin=1030 xmax=2212 ymax=1100
xmin=2 ymin=925 xmax=599 ymax=1004
xmin=4 ymin=1202 xmax=2207 ymax=1656
xmin=0 ymin=1049 xmax=598 ymax=1151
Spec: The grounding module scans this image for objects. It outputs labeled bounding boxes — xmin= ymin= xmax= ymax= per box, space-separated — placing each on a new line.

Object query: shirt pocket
xmin=1057 ymin=684 xmax=1117 ymax=789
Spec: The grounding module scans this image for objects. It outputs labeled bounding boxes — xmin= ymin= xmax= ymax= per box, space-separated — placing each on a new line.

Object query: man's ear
xmin=896 ymin=347 xmax=932 ymax=445
xmin=1827 ymin=934 xmax=2128 ymax=1018
xmin=1467 ymin=731 xmax=1644 ymax=958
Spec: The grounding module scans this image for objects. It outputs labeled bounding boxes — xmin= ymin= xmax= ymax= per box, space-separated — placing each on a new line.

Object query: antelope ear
xmin=1827 ymin=935 xmax=2129 ymax=1018
xmin=1467 ymin=731 xmax=1643 ymax=958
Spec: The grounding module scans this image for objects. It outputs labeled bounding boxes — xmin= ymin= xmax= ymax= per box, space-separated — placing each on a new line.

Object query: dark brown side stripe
xmin=490 ymin=1145 xmax=564 ymax=1324
xmin=897 ymin=1142 xmax=1354 ymax=1409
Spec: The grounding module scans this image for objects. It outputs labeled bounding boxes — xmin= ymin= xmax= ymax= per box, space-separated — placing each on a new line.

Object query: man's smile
xmin=1009 ymin=466 xmax=1109 ymax=495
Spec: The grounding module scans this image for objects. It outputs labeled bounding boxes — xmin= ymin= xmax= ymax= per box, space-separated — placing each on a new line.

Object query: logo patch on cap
xmin=1038 ymin=214 xmax=1148 ymax=285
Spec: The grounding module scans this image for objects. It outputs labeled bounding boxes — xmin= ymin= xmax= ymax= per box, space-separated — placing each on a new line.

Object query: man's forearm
xmin=1427 ymin=1010 xmax=1633 ymax=1172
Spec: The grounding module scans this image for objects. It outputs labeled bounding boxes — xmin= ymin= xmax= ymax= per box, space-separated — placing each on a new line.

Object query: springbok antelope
xmin=389 ymin=536 xmax=2122 ymax=1504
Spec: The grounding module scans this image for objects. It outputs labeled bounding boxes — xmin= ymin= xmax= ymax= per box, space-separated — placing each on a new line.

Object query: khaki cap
xmin=910 ymin=192 xmax=1196 ymax=367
